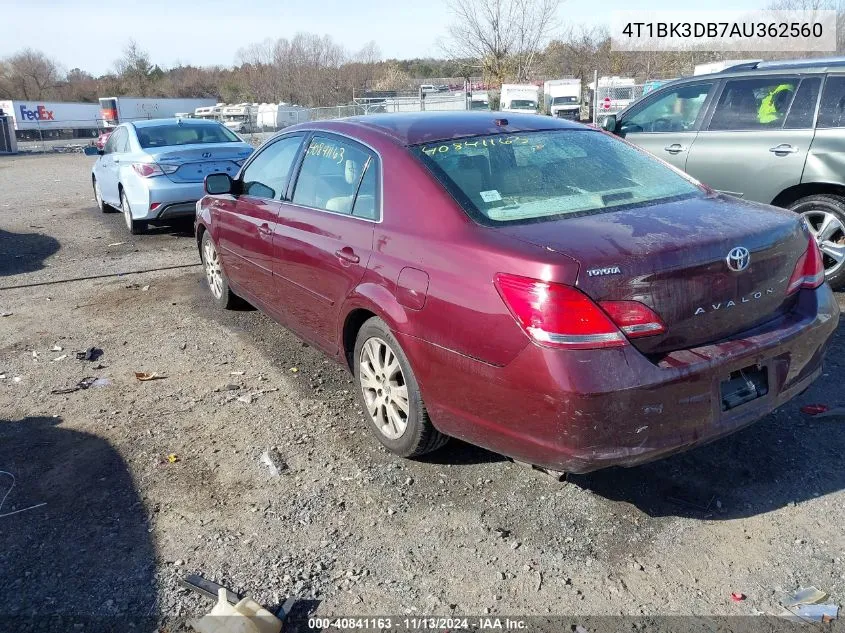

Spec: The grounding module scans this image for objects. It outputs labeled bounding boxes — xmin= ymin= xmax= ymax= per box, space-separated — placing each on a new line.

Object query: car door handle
xmin=663 ymin=144 xmax=686 ymax=154
xmin=769 ymin=144 xmax=799 ymax=154
xmin=335 ymin=248 xmax=360 ymax=264
xmin=257 ymin=223 xmax=272 ymax=237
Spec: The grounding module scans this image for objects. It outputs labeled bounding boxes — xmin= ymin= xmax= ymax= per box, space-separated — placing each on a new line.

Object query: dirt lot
xmin=2 ymin=152 xmax=845 ymax=631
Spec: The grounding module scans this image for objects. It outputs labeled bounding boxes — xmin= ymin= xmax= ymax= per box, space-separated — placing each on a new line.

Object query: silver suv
xmin=604 ymin=58 xmax=845 ymax=288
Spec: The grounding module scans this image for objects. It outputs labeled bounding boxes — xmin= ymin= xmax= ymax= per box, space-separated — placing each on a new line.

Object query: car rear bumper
xmin=400 ymin=285 xmax=839 ymax=473
xmin=124 ymin=179 xmax=204 ymax=221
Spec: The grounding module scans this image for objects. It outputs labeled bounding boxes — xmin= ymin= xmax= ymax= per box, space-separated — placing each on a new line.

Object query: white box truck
xmin=543 ymin=79 xmax=581 ymax=119
xmin=500 ymin=84 xmax=541 ymax=114
xmin=98 ymin=97 xmax=217 ymax=127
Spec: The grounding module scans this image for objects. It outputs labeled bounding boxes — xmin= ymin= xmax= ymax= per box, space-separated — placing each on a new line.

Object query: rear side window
xmin=784 ymin=77 xmax=821 ymax=129
xmin=136 ymin=122 xmax=239 ymax=148
xmin=708 ymin=77 xmax=798 ymax=131
xmin=292 ymin=135 xmax=379 ymax=219
xmin=413 ymin=130 xmax=701 ymax=225
xmin=241 ymin=135 xmax=304 ymax=200
xmin=104 ymin=128 xmax=126 ymax=154
xmin=817 ymin=76 xmax=845 ymax=128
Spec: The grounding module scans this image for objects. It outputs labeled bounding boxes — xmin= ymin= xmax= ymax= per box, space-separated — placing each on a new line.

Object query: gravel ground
xmin=1 ymin=153 xmax=845 ymax=632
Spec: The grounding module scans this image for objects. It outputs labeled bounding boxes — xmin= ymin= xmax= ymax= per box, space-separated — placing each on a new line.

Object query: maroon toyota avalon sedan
xmin=195 ymin=112 xmax=839 ymax=474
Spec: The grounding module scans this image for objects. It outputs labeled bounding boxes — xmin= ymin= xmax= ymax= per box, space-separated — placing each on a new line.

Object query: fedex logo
xmin=19 ymin=105 xmax=55 ymax=121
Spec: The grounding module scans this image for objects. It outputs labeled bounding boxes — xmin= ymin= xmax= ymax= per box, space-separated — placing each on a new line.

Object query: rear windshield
xmin=135 ymin=122 xmax=240 ymax=148
xmin=413 ymin=130 xmax=701 ymax=224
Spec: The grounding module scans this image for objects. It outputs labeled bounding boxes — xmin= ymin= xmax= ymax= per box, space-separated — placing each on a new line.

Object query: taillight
xmin=494 ymin=273 xmax=626 ymax=349
xmin=598 ymin=300 xmax=666 ymax=338
xmin=132 ymin=163 xmax=178 ymax=177
xmin=787 ymin=236 xmax=825 ymax=294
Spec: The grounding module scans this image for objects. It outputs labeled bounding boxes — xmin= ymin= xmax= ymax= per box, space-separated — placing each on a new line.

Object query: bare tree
xmin=2 ymin=49 xmax=61 ymax=99
xmin=442 ymin=0 xmax=560 ymax=84
xmin=113 ymin=40 xmax=154 ymax=96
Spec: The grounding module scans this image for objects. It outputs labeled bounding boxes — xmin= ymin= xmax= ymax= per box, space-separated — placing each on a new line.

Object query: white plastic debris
xmin=190 ymin=587 xmax=282 ymax=633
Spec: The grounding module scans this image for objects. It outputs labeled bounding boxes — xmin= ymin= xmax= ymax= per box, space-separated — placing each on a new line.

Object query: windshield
xmin=136 ymin=122 xmax=240 ymax=148
xmin=552 ymin=96 xmax=578 ymax=105
xmin=413 ymin=130 xmax=701 ymax=224
xmin=508 ymin=100 xmax=537 ymax=110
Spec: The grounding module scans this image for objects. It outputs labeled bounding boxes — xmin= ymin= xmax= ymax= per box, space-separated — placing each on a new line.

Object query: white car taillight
xmin=132 ymin=163 xmax=178 ymax=178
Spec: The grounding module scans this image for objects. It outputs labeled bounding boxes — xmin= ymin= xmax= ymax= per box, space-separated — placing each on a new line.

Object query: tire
xmin=353 ymin=317 xmax=448 ymax=457
xmin=120 ymin=189 xmax=147 ymax=235
xmin=789 ymin=194 xmax=845 ymax=289
xmin=200 ymin=231 xmax=244 ymax=310
xmin=93 ymin=177 xmax=113 ymax=213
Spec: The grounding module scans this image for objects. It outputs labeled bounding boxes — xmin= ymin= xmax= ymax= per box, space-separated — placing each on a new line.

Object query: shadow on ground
xmin=0 ymin=228 xmax=60 ymax=277
xmin=0 ymin=416 xmax=158 ymax=631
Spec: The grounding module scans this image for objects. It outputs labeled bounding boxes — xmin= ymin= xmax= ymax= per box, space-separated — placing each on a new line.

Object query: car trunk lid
xmin=146 ymin=143 xmax=252 ymax=183
xmin=495 ymin=195 xmax=807 ymax=354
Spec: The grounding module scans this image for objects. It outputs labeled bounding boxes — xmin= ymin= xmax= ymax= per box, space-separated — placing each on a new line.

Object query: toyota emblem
xmin=726 ymin=246 xmax=751 ymax=272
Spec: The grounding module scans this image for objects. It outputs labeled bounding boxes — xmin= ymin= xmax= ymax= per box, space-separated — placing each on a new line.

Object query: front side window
xmin=292 ymin=135 xmax=378 ymax=218
xmin=241 ymin=135 xmax=304 ymax=200
xmin=414 ymin=130 xmax=701 ymax=225
xmin=817 ymin=75 xmax=845 ymax=128
xmin=708 ymin=77 xmax=798 ymax=131
xmin=622 ymin=83 xmax=712 ymax=133
xmin=135 ymin=122 xmax=240 ymax=148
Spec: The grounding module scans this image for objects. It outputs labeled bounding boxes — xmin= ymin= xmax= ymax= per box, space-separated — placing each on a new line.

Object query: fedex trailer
xmin=99 ymin=97 xmax=217 ymax=127
xmin=0 ymin=100 xmax=101 ymax=139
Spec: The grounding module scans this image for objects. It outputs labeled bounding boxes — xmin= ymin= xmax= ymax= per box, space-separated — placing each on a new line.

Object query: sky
xmin=3 ymin=0 xmax=766 ymax=76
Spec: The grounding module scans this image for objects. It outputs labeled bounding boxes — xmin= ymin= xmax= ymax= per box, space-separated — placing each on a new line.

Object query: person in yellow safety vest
xmin=758 ymin=83 xmax=795 ymax=124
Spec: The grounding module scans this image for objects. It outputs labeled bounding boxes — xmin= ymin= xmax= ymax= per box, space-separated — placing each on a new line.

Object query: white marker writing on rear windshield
xmin=587 ymin=266 xmax=622 ymax=277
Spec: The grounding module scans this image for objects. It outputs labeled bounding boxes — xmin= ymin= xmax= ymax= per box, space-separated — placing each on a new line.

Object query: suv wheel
xmin=790 ymin=195 xmax=845 ymax=289
xmin=353 ymin=317 xmax=448 ymax=457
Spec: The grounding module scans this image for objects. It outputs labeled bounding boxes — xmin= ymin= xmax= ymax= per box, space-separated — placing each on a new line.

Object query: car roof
xmin=310 ymin=111 xmax=586 ymax=146
xmin=131 ymin=117 xmax=223 ymax=129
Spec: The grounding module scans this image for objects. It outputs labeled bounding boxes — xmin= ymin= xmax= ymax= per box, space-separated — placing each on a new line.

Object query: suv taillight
xmin=787 ymin=235 xmax=825 ymax=295
xmin=494 ymin=274 xmax=665 ymax=350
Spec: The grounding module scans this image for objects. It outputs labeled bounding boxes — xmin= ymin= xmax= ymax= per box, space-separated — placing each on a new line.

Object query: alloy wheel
xmin=94 ymin=180 xmax=103 ymax=209
xmin=802 ymin=208 xmax=845 ymax=278
xmin=359 ymin=337 xmax=410 ymax=439
xmin=122 ymin=193 xmax=132 ymax=230
xmin=203 ymin=239 xmax=224 ymax=299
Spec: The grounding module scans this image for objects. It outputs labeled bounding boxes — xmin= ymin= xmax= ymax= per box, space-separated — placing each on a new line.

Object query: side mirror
xmin=205 ymin=172 xmax=234 ymax=196
xmin=601 ymin=115 xmax=618 ymax=133
xmin=83 ymin=146 xmax=100 ymax=156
